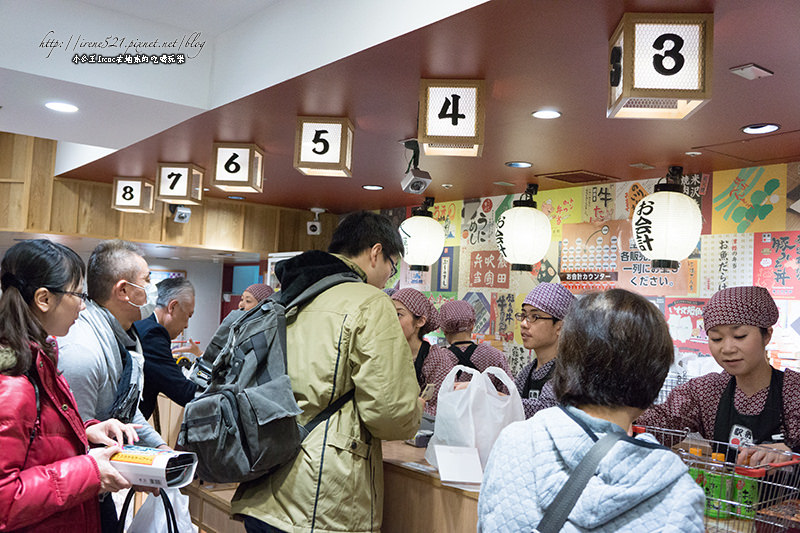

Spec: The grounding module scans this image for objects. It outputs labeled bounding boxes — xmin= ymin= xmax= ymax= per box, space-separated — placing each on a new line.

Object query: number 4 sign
xmin=418 ymin=79 xmax=484 ymax=157
xmin=293 ymin=117 xmax=354 ymax=177
xmin=156 ymin=163 xmax=204 ymax=205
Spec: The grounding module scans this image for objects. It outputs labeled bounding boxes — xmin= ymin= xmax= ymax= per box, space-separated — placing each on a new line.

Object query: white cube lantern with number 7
xmin=211 ymin=143 xmax=264 ymax=193
xmin=418 ymin=79 xmax=485 ymax=157
xmin=631 ymin=181 xmax=702 ymax=270
xmin=293 ymin=117 xmax=354 ymax=177
xmin=112 ymin=177 xmax=155 ymax=214
xmin=608 ymin=13 xmax=713 ymax=119
xmin=156 ymin=163 xmax=204 ymax=205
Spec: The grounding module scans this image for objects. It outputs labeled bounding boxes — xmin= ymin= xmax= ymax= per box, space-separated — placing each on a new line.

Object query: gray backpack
xmin=178 ymin=271 xmax=360 ymax=483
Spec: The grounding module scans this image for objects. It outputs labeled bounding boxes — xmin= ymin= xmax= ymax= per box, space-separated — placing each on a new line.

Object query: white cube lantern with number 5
xmin=293 ymin=117 xmax=354 ymax=177
xmin=211 ymin=143 xmax=264 ymax=193
xmin=608 ymin=13 xmax=713 ymax=119
xmin=112 ymin=177 xmax=154 ymax=213
xmin=418 ymin=79 xmax=484 ymax=156
xmin=156 ymin=163 xmax=204 ymax=205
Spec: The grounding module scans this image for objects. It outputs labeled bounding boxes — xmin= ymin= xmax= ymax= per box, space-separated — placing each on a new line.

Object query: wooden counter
xmin=382 ymin=440 xmax=479 ymax=532
xmin=183 ymin=481 xmax=245 ymax=533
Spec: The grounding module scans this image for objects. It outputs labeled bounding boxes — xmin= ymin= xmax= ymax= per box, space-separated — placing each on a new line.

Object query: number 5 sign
xmin=418 ymin=79 xmax=484 ymax=157
xmin=293 ymin=117 xmax=354 ymax=177
xmin=156 ymin=163 xmax=204 ymax=205
xmin=607 ymin=13 xmax=713 ymax=119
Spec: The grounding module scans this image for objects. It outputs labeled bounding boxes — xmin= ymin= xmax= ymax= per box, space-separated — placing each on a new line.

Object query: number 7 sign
xmin=156 ymin=163 xmax=204 ymax=205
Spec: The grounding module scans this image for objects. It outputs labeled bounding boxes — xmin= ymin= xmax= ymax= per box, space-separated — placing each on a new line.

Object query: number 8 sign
xmin=112 ymin=177 xmax=155 ymax=213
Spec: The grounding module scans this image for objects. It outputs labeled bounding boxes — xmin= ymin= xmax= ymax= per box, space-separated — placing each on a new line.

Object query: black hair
xmin=328 ymin=211 xmax=404 ymax=260
xmin=0 ymin=239 xmax=85 ymax=375
xmin=86 ymin=239 xmax=143 ymax=302
xmin=552 ymin=289 xmax=674 ymax=409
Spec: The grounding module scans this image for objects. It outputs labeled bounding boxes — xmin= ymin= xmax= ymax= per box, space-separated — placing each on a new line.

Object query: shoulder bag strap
xmin=22 ymin=371 xmax=41 ymax=469
xmin=535 ymin=432 xmax=625 ymax=533
xmin=303 ymin=389 xmax=355 ymax=437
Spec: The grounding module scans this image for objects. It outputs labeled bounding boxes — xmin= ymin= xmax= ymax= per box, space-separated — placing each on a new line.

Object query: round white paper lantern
xmin=496 ymin=203 xmax=552 ymax=270
xmin=632 ymin=183 xmax=702 ymax=270
xmin=399 ymin=214 xmax=445 ymax=271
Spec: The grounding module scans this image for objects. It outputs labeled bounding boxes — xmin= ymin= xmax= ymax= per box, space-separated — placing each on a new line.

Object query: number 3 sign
xmin=607 ymin=13 xmax=713 ymax=119
xmin=293 ymin=117 xmax=354 ymax=177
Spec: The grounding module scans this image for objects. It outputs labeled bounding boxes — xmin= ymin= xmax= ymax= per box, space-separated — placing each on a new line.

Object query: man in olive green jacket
xmin=233 ymin=211 xmax=424 ymax=533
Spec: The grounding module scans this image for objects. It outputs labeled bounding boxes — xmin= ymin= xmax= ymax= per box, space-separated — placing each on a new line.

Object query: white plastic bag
xmin=127 ymin=488 xmax=196 ymax=533
xmin=425 ymin=365 xmax=524 ymax=469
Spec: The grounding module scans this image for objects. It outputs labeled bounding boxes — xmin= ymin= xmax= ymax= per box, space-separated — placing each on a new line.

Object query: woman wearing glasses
xmin=513 ymin=283 xmax=575 ymax=418
xmin=0 ymin=239 xmax=138 ymax=532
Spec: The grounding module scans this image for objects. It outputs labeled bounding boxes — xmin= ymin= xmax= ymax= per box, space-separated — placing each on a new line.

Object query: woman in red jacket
xmin=0 ymin=239 xmax=138 ymax=532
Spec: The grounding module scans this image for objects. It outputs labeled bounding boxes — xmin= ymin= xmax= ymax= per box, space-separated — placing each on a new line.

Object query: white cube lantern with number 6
xmin=632 ymin=182 xmax=702 ymax=270
xmin=112 ymin=177 xmax=155 ymax=213
xmin=156 ymin=163 xmax=204 ymax=205
xmin=608 ymin=13 xmax=713 ymax=119
xmin=293 ymin=117 xmax=354 ymax=177
xmin=211 ymin=143 xmax=264 ymax=193
xmin=418 ymin=79 xmax=485 ymax=156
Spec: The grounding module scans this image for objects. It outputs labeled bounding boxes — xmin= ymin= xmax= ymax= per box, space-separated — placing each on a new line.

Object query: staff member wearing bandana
xmin=638 ymin=286 xmax=800 ymax=463
xmin=513 ymin=283 xmax=575 ymax=419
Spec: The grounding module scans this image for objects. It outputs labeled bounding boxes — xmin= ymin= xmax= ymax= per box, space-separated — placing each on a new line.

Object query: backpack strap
xmin=303 ymin=389 xmax=355 ymax=437
xmin=23 ymin=371 xmax=41 ymax=469
xmin=284 ymin=272 xmax=362 ymax=312
xmin=447 ymin=342 xmax=478 ymax=369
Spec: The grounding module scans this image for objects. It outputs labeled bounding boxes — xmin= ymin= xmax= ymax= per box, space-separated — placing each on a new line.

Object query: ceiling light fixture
xmin=505 ymin=161 xmax=532 ymax=168
xmin=741 ymin=123 xmax=780 ymax=135
xmin=685 ymin=151 xmax=703 ymax=157
xmin=362 ymin=185 xmax=383 ymax=191
xmin=493 ymin=181 xmax=515 ymax=187
xmin=531 ymin=109 xmax=561 ymax=119
xmin=729 ymin=63 xmax=774 ymax=80
xmin=399 ymin=196 xmax=445 ymax=271
xmin=227 ymin=195 xmax=245 ymax=200
xmin=45 ymin=101 xmax=79 ymax=113
xmin=496 ymin=183 xmax=552 ymax=271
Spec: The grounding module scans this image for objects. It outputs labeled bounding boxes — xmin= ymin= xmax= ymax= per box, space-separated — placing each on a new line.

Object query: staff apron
xmin=414 ymin=341 xmax=431 ymax=387
xmin=712 ymin=367 xmax=785 ymax=459
xmin=521 ymin=359 xmax=555 ymax=400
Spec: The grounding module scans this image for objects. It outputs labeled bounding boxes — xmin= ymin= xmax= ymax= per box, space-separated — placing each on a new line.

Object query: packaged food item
xmin=732 ymin=469 xmax=759 ymax=519
xmin=704 ymin=452 xmax=731 ymax=519
xmin=684 ymin=447 xmax=705 ymax=487
xmin=110 ymin=445 xmax=197 ymax=489
xmin=754 ymin=498 xmax=800 ymax=533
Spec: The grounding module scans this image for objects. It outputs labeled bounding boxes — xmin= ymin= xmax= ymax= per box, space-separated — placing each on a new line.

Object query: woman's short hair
xmin=552 ymin=289 xmax=674 ymax=409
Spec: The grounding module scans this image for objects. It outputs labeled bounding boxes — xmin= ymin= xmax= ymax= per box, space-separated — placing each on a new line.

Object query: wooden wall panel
xmin=49 ymin=179 xmax=81 ymax=234
xmin=0 ymin=183 xmax=26 ymax=230
xmin=77 ymin=182 xmax=120 ymax=238
xmin=203 ymin=199 xmax=245 ymax=250
xmin=120 ymin=202 xmax=165 ymax=243
xmin=25 ymin=137 xmax=57 ymax=231
xmin=242 ymin=204 xmax=279 ymax=253
xmin=275 ymin=209 xmax=336 ymax=252
xmin=161 ymin=203 xmax=204 ymax=247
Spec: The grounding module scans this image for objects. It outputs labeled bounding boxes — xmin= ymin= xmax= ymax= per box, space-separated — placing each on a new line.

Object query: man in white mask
xmin=58 ymin=239 xmax=167 ymax=532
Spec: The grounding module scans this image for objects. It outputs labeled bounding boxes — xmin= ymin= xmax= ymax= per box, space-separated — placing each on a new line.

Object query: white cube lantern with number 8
xmin=293 ymin=117 xmax=354 ymax=177
xmin=418 ymin=79 xmax=484 ymax=156
xmin=211 ymin=143 xmax=264 ymax=193
xmin=607 ymin=13 xmax=713 ymax=119
xmin=156 ymin=163 xmax=204 ymax=205
xmin=112 ymin=177 xmax=154 ymax=213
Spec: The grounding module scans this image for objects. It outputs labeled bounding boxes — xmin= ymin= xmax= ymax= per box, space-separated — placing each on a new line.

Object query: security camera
xmin=307 ymin=221 xmax=321 ymax=235
xmin=173 ymin=205 xmax=191 ymax=224
xmin=401 ymin=168 xmax=432 ymax=194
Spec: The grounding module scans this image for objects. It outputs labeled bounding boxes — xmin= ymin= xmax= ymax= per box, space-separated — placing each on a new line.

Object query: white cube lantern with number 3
xmin=418 ymin=79 xmax=484 ymax=157
xmin=293 ymin=117 xmax=354 ymax=177
xmin=211 ymin=143 xmax=264 ymax=193
xmin=156 ymin=163 xmax=204 ymax=205
xmin=608 ymin=13 xmax=713 ymax=119
xmin=112 ymin=177 xmax=155 ymax=213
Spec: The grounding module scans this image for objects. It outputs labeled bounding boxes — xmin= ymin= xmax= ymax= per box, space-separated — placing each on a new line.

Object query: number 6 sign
xmin=211 ymin=143 xmax=264 ymax=193
xmin=607 ymin=13 xmax=713 ymax=119
xmin=293 ymin=117 xmax=354 ymax=177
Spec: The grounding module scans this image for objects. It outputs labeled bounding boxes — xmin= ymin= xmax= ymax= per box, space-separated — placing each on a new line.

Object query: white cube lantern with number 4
xmin=156 ymin=163 xmax=204 ymax=205
xmin=112 ymin=177 xmax=155 ymax=214
xmin=608 ymin=13 xmax=713 ymax=119
xmin=211 ymin=143 xmax=264 ymax=193
xmin=293 ymin=117 xmax=354 ymax=177
xmin=418 ymin=79 xmax=485 ymax=157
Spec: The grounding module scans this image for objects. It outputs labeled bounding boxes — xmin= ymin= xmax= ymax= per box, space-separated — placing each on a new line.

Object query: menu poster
xmin=491 ymin=292 xmax=516 ymax=342
xmin=537 ymin=186 xmax=582 ymax=240
xmin=432 ymin=199 xmax=463 ymax=247
xmin=753 ymin=231 xmax=800 ymax=299
xmin=699 ymin=234 xmax=754 ymax=297
xmin=468 ymin=250 xmax=510 ymax=289
xmin=583 ymin=184 xmax=615 ymax=223
xmin=614 ymin=179 xmax=658 ymax=221
xmin=711 ymin=164 xmax=786 ymax=234
xmin=665 ymin=298 xmax=709 ymax=355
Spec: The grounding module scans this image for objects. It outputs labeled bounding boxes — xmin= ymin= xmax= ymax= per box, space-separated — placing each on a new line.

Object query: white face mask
xmin=126 ymin=280 xmax=158 ymax=320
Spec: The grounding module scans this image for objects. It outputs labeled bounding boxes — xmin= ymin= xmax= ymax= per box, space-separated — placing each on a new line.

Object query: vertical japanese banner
xmin=665 ymin=298 xmax=710 ymax=357
xmin=432 ymin=199 xmax=462 ymax=247
xmin=491 ymin=292 xmax=516 ymax=343
xmin=463 ymin=291 xmax=492 ymax=335
xmin=681 ymin=172 xmax=713 ymax=235
xmin=583 ymin=184 xmax=615 ymax=222
xmin=753 ymin=231 xmax=800 ymax=299
xmin=433 ymin=246 xmax=458 ymax=293
xmin=699 ymin=233 xmax=754 ymax=297
xmin=711 ymin=164 xmax=786 ymax=234
xmin=461 ymin=196 xmax=503 ymax=248
xmin=614 ymin=179 xmax=658 ymax=220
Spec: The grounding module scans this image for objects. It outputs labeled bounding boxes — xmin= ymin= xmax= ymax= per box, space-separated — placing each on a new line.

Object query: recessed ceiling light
xmin=362 ymin=185 xmax=383 ymax=191
xmin=493 ymin=181 xmax=515 ymax=187
xmin=532 ymin=109 xmax=561 ymax=119
xmin=227 ymin=195 xmax=245 ymax=200
xmin=203 ymin=187 xmax=210 ymax=191
xmin=729 ymin=63 xmax=773 ymax=80
xmin=45 ymin=101 xmax=79 ymax=113
xmin=629 ymin=163 xmax=656 ymax=170
xmin=441 ymin=183 xmax=454 ymax=189
xmin=685 ymin=151 xmax=703 ymax=157
xmin=505 ymin=161 xmax=532 ymax=168
xmin=742 ymin=123 xmax=780 ymax=135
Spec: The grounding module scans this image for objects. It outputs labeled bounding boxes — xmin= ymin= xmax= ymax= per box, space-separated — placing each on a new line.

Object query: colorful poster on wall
xmin=398 ymin=261 xmax=431 ymax=292
xmin=432 ymin=199 xmax=462 ymax=247
xmin=699 ymin=233 xmax=754 ymax=297
xmin=462 ymin=196 xmax=504 ymax=248
xmin=614 ymin=178 xmax=658 ymax=221
xmin=505 ymin=343 xmax=530 ymax=377
xmin=537 ymin=186 xmax=582 ymax=240
xmin=681 ymin=172 xmax=713 ymax=235
xmin=767 ymin=299 xmax=800 ymax=371
xmin=463 ymin=291 xmax=491 ymax=335
xmin=665 ymin=298 xmax=709 ymax=356
xmin=711 ymin=164 xmax=786 ymax=234
xmin=433 ymin=246 xmax=458 ymax=293
xmin=491 ymin=292 xmax=516 ymax=342
xmin=583 ymin=184 xmax=615 ymax=223
xmin=468 ymin=250 xmax=510 ymax=289
xmin=753 ymin=231 xmax=800 ymax=299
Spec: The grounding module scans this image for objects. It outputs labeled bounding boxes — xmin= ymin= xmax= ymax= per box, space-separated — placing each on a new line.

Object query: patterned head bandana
xmin=392 ymin=288 xmax=438 ymax=334
xmin=523 ymin=283 xmax=575 ymax=320
xmin=439 ymin=300 xmax=476 ymax=334
xmin=703 ymin=285 xmax=779 ymax=332
xmin=244 ymin=283 xmax=274 ymax=302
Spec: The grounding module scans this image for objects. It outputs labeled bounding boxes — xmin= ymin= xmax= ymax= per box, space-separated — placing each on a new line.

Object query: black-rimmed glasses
xmin=50 ymin=288 xmax=89 ymax=301
xmin=388 ymin=256 xmax=398 ymax=278
xmin=514 ymin=312 xmax=558 ymax=324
